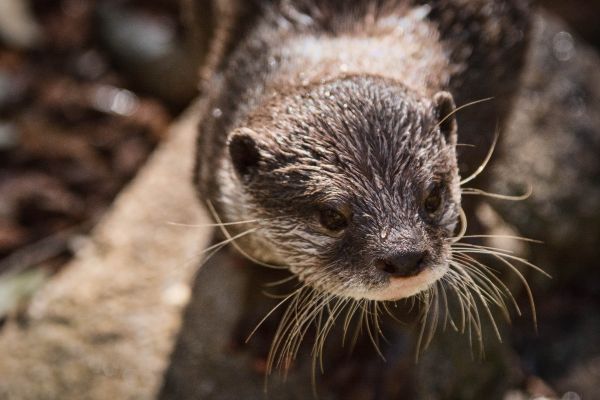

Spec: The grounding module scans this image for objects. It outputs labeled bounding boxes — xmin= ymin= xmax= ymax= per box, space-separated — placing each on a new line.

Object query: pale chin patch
xmin=352 ymin=264 xmax=449 ymax=301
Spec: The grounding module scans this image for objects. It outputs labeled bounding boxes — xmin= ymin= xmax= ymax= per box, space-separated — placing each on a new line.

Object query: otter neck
xmin=265 ymin=5 xmax=452 ymax=97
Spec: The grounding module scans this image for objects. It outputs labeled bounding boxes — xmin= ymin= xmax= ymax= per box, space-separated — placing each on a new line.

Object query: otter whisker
xmin=206 ymin=200 xmax=288 ymax=270
xmin=408 ymin=293 xmax=419 ymax=314
xmin=443 ymin=276 xmax=469 ymax=334
xmin=477 ymin=252 xmax=539 ymax=330
xmin=453 ymin=255 xmax=513 ymax=318
xmin=373 ymin=302 xmax=390 ymax=345
xmin=463 ymin=267 xmax=511 ymax=323
xmin=446 ymin=268 xmax=484 ymax=352
xmin=455 ymin=253 xmax=521 ymax=316
xmin=450 ymin=207 xmax=468 ymax=244
xmin=200 ymin=228 xmax=257 ymax=255
xmin=452 ymin=245 xmax=514 ymax=257
xmin=381 ymin=301 xmax=405 ymax=325
xmin=451 ymin=271 xmax=477 ymax=336
xmin=247 ymin=287 xmax=303 ymax=343
xmin=363 ymin=300 xmax=386 ymax=361
xmin=423 ymin=285 xmax=441 ymax=351
xmin=416 ymin=285 xmax=447 ymax=358
xmin=261 ymin=287 xmax=303 ymax=300
xmin=285 ymin=289 xmax=321 ymax=343
xmin=342 ymin=299 xmax=361 ymax=348
xmin=442 ymin=274 xmax=465 ymax=332
xmin=437 ymin=279 xmax=454 ymax=332
xmin=314 ymin=296 xmax=348 ymax=374
xmin=300 ymin=292 xmax=337 ymax=372
xmin=460 ymin=126 xmax=499 ymax=185
xmin=350 ymin=300 xmax=367 ymax=353
xmin=455 ymin=234 xmax=542 ymax=243
xmin=452 ymin=261 xmax=507 ymax=335
xmin=263 ymin=273 xmax=299 ymax=288
xmin=268 ymin=287 xmax=313 ymax=374
xmin=415 ymin=288 xmax=432 ymax=361
xmin=169 ymin=229 xmax=233 ymax=273
xmin=461 ymin=185 xmax=533 ymax=201
xmin=453 ymin=253 xmax=521 ymax=316
xmin=165 ymin=217 xmax=272 ymax=228
xmin=431 ymin=97 xmax=493 ymax=137
xmin=452 ymin=246 xmax=550 ymax=278
xmin=275 ymin=289 xmax=331 ymax=373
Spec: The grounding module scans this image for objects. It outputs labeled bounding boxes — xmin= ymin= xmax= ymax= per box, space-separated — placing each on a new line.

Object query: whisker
xmin=452 ymin=242 xmax=515 ymax=255
xmin=201 ymin=228 xmax=257 ymax=255
xmin=461 ymin=185 xmax=533 ymax=201
xmin=452 ymin=247 xmax=550 ymax=278
xmin=432 ymin=97 xmax=494 ymax=137
xmin=246 ymin=287 xmax=303 ymax=343
xmin=362 ymin=300 xmax=386 ymax=361
xmin=454 ymin=234 xmax=542 ymax=244
xmin=415 ymin=288 xmax=435 ymax=361
xmin=165 ymin=217 xmax=272 ymax=228
xmin=206 ymin=200 xmax=288 ymax=270
xmin=454 ymin=252 xmax=521 ymax=316
xmin=342 ymin=300 xmax=361 ymax=348
xmin=450 ymin=207 xmax=468 ymax=243
xmin=423 ymin=285 xmax=440 ymax=351
xmin=263 ymin=273 xmax=298 ymax=288
xmin=460 ymin=125 xmax=498 ymax=185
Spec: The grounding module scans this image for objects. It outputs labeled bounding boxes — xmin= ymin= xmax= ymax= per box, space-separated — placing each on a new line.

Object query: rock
xmin=490 ymin=14 xmax=600 ymax=291
xmin=484 ymin=12 xmax=600 ymax=399
xmin=0 ymin=0 xmax=42 ymax=49
xmin=0 ymin=101 xmax=210 ymax=399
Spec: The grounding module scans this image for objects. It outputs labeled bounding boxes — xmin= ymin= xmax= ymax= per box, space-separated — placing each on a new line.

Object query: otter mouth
xmin=330 ymin=263 xmax=449 ymax=302
xmin=367 ymin=264 xmax=448 ymax=301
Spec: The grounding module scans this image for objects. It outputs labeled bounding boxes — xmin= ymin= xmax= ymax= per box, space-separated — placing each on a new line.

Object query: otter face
xmin=225 ymin=76 xmax=460 ymax=301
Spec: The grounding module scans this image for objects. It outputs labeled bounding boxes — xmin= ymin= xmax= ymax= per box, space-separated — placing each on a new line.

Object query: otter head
xmin=223 ymin=75 xmax=460 ymax=301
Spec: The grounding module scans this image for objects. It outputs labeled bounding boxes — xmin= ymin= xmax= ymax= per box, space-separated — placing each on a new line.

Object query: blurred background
xmin=0 ymin=1 xmax=599 ymax=399
xmin=0 ymin=0 xmax=207 ymax=289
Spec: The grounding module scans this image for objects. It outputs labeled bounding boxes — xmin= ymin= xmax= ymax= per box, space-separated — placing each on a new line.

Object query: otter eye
xmin=423 ymin=183 xmax=444 ymax=216
xmin=319 ymin=208 xmax=348 ymax=232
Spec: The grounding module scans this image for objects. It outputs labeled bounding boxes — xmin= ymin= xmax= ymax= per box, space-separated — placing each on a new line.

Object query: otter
xmin=194 ymin=0 xmax=532 ymax=364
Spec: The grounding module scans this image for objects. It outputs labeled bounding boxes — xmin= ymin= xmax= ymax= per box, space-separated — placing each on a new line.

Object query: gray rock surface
xmin=0 ymin=102 xmax=210 ymax=399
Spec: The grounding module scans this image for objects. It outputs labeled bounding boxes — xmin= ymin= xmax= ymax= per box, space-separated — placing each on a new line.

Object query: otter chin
xmin=344 ymin=263 xmax=450 ymax=301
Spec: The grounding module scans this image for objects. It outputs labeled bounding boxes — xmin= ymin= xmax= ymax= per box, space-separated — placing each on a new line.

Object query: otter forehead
xmin=250 ymin=76 xmax=457 ymax=202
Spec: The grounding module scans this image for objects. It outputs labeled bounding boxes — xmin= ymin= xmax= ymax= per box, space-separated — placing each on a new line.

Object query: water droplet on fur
xmin=553 ymin=31 xmax=575 ymax=62
xmin=212 ymin=108 xmax=223 ymax=118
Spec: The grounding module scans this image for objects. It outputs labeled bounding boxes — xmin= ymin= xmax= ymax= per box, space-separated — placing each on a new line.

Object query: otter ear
xmin=433 ymin=91 xmax=457 ymax=143
xmin=228 ymin=128 xmax=263 ymax=182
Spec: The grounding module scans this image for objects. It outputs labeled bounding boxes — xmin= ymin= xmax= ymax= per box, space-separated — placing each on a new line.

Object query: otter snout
xmin=375 ymin=250 xmax=428 ymax=278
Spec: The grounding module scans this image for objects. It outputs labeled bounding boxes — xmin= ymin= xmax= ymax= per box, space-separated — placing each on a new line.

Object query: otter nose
xmin=375 ymin=251 xmax=428 ymax=278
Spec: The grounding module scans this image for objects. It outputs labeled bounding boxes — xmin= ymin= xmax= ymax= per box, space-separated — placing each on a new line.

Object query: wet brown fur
xmin=194 ymin=0 xmax=532 ymax=299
